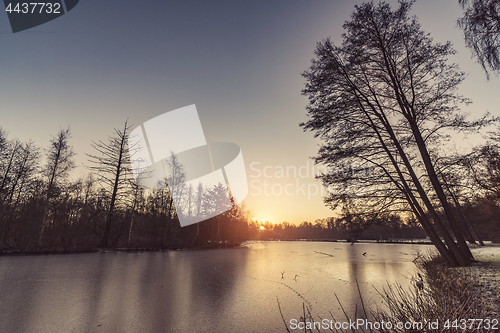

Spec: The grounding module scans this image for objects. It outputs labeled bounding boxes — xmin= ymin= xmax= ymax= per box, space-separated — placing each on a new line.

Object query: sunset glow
xmin=0 ymin=1 xmax=498 ymax=332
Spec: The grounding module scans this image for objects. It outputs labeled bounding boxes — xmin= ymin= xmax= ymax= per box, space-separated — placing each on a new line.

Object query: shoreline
xmin=0 ymin=242 xmax=244 ymax=257
xmin=0 ymin=239 xmax=494 ymax=256
xmin=468 ymin=244 xmax=500 ymax=317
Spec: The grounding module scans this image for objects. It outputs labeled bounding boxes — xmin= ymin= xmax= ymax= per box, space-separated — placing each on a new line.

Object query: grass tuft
xmin=282 ymin=253 xmax=496 ymax=332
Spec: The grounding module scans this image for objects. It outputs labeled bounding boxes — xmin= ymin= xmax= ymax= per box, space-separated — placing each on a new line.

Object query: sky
xmin=1 ymin=0 xmax=499 ymax=224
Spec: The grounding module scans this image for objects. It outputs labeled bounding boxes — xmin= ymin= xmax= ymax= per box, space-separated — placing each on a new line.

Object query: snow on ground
xmin=470 ymin=242 xmax=500 ymax=263
xmin=468 ymin=243 xmax=500 ymax=317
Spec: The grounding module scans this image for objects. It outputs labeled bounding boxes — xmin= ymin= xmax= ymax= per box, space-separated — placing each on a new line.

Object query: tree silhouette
xmin=0 ymin=139 xmax=39 ymax=248
xmin=0 ymin=128 xmax=7 ymax=155
xmin=301 ymin=0 xmax=491 ymax=266
xmin=458 ymin=0 xmax=500 ymax=79
xmin=38 ymin=128 xmax=75 ymax=245
xmin=86 ymin=120 xmax=135 ymax=247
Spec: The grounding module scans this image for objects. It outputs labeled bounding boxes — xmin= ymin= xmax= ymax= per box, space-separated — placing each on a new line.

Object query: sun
xmin=259 ymin=226 xmax=265 ymax=230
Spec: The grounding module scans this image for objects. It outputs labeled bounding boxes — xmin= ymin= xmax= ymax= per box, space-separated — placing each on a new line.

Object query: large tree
xmin=301 ymin=0 xmax=491 ymax=266
xmin=87 ymin=121 xmax=135 ymax=247
xmin=458 ymin=0 xmax=500 ymax=79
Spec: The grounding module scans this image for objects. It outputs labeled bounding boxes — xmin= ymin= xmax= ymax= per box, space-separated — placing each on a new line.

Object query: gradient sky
xmin=1 ymin=0 xmax=499 ymax=224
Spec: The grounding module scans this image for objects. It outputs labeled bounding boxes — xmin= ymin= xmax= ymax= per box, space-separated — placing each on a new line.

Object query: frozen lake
xmin=0 ymin=241 xmax=433 ymax=332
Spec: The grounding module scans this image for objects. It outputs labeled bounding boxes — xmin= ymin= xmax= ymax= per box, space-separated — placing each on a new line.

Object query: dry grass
xmin=282 ymin=253 xmax=497 ymax=332
xmin=370 ymin=253 xmax=492 ymax=332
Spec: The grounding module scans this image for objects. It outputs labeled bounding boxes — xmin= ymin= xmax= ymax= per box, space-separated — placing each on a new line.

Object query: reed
xmin=281 ymin=253 xmax=494 ymax=332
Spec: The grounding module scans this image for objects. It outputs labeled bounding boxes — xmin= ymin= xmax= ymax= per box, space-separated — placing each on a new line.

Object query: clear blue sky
xmin=1 ymin=0 xmax=499 ymax=224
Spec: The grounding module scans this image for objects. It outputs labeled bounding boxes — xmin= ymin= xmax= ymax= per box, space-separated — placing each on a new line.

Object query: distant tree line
xmin=1 ymin=118 xmax=498 ymax=253
xmin=0 ymin=125 xmax=252 ymax=252
xmin=247 ymin=216 xmax=427 ymax=242
xmin=249 ymin=207 xmax=499 ymax=244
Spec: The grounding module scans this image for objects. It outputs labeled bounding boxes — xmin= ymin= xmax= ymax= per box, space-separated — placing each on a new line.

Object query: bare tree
xmin=0 ymin=140 xmax=40 ymax=248
xmin=458 ymin=0 xmax=500 ymax=79
xmin=38 ymin=128 xmax=75 ymax=245
xmin=86 ymin=120 xmax=135 ymax=247
xmin=0 ymin=139 xmax=22 ymax=202
xmin=301 ymin=1 xmax=492 ymax=266
xmin=0 ymin=128 xmax=7 ymax=155
xmin=126 ymin=182 xmax=143 ymax=247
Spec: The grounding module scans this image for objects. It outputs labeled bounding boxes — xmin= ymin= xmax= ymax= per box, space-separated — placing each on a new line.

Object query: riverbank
xmin=365 ymin=245 xmax=500 ymax=333
xmin=280 ymin=242 xmax=500 ymax=333
xmin=0 ymin=238 xmax=434 ymax=255
xmin=0 ymin=241 xmax=243 ymax=256
xmin=469 ymin=244 xmax=500 ymax=317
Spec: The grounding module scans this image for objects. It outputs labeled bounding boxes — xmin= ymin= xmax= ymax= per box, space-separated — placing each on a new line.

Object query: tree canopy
xmin=301 ymin=0 xmax=493 ymax=266
xmin=458 ymin=0 xmax=500 ymax=79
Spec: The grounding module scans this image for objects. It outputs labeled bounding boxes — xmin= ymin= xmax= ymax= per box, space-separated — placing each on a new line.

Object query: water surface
xmin=0 ymin=241 xmax=433 ymax=332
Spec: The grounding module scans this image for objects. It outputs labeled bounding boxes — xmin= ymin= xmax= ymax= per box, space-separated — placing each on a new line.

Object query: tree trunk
xmin=409 ymin=121 xmax=472 ymax=265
